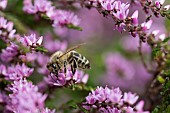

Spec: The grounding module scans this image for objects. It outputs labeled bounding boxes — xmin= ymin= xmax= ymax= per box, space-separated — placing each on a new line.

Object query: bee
xmin=47 ymin=43 xmax=90 ymax=76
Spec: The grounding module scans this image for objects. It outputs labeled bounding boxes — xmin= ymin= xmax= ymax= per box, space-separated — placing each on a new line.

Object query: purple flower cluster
xmin=0 ymin=16 xmax=16 ymax=41
xmin=49 ymin=69 xmax=89 ymax=86
xmin=102 ymin=53 xmax=151 ymax=93
xmin=0 ymin=63 xmax=34 ymax=81
xmin=83 ymin=86 xmax=149 ymax=113
xmin=23 ymin=0 xmax=80 ymax=28
xmin=0 ymin=42 xmax=19 ymax=62
xmin=6 ymin=79 xmax=50 ymax=113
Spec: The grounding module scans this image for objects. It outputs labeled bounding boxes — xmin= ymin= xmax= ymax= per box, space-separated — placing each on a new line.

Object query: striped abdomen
xmin=67 ymin=51 xmax=90 ymax=69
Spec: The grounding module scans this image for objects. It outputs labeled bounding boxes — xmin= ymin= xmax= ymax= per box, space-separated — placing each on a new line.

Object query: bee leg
xmin=64 ymin=61 xmax=67 ymax=74
xmin=71 ymin=59 xmax=77 ymax=75
xmin=71 ymin=64 xmax=76 ymax=75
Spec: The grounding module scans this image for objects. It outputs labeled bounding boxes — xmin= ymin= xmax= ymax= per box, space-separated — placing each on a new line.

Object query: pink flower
xmin=83 ymin=86 xmax=148 ymax=112
xmin=21 ymin=34 xmax=43 ymax=47
xmin=155 ymin=0 xmax=165 ymax=8
xmin=123 ymin=92 xmax=139 ymax=105
xmin=3 ymin=63 xmax=34 ymax=81
xmin=0 ymin=0 xmax=7 ymax=10
xmin=52 ymin=10 xmax=80 ymax=28
xmin=112 ymin=1 xmax=130 ymax=20
xmin=0 ymin=17 xmax=16 ymax=41
xmin=0 ymin=43 xmax=18 ymax=62
xmin=99 ymin=0 xmax=116 ymax=11
xmin=23 ymin=0 xmax=54 ymax=14
xmin=49 ymin=69 xmax=89 ymax=86
xmin=141 ymin=20 xmax=153 ymax=31
xmin=131 ymin=10 xmax=138 ymax=26
xmin=7 ymin=79 xmax=47 ymax=113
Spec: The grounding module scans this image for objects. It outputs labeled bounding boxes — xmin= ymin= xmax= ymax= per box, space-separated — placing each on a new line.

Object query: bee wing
xmin=59 ymin=43 xmax=86 ymax=58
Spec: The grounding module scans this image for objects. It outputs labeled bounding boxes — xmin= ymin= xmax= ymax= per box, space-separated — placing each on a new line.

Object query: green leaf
xmin=67 ymin=24 xmax=82 ymax=31
xmin=157 ymin=76 xmax=165 ymax=83
xmin=35 ymin=46 xmax=48 ymax=53
xmin=163 ymin=37 xmax=170 ymax=43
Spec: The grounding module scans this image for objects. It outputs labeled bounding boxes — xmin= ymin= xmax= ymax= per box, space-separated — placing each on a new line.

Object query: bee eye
xmin=52 ymin=64 xmax=56 ymax=68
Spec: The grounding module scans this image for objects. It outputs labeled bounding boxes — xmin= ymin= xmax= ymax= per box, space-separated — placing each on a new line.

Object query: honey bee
xmin=47 ymin=43 xmax=90 ymax=76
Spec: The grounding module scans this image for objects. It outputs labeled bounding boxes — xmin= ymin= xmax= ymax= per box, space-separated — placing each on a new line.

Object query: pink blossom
xmin=131 ymin=10 xmax=139 ymax=26
xmin=0 ymin=17 xmax=16 ymax=41
xmin=52 ymin=10 xmax=80 ymax=28
xmin=23 ymin=0 xmax=54 ymax=14
xmin=112 ymin=1 xmax=130 ymax=20
xmin=83 ymin=86 xmax=148 ymax=112
xmin=21 ymin=34 xmax=43 ymax=47
xmin=3 ymin=63 xmax=34 ymax=81
xmin=99 ymin=0 xmax=116 ymax=11
xmin=141 ymin=20 xmax=153 ymax=31
xmin=123 ymin=92 xmax=139 ymax=105
xmin=0 ymin=0 xmax=7 ymax=10
xmin=49 ymin=69 xmax=89 ymax=86
xmin=7 ymin=79 xmax=47 ymax=113
xmin=0 ymin=43 xmax=18 ymax=62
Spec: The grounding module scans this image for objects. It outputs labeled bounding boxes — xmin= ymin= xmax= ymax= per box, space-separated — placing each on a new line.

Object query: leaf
xmin=35 ymin=46 xmax=48 ymax=53
xmin=163 ymin=37 xmax=170 ymax=43
xmin=67 ymin=24 xmax=82 ymax=31
xmin=157 ymin=75 xmax=165 ymax=83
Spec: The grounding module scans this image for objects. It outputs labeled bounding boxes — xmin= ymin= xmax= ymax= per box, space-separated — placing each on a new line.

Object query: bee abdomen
xmin=71 ymin=51 xmax=90 ymax=69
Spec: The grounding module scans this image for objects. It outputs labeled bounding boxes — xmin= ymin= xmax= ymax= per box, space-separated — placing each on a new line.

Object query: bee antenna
xmin=59 ymin=43 xmax=86 ymax=58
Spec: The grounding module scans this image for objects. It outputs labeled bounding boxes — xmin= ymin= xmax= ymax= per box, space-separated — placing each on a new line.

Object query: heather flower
xmin=99 ymin=0 xmax=116 ymax=11
xmin=3 ymin=63 xmax=34 ymax=81
xmin=155 ymin=0 xmax=165 ymax=8
xmin=0 ymin=17 xmax=16 ymax=41
xmin=23 ymin=0 xmax=54 ymax=14
xmin=52 ymin=10 xmax=80 ymax=28
xmin=112 ymin=1 xmax=130 ymax=20
xmin=0 ymin=0 xmax=7 ymax=10
xmin=123 ymin=92 xmax=139 ymax=105
xmin=49 ymin=69 xmax=89 ymax=86
xmin=0 ymin=43 xmax=19 ymax=62
xmin=83 ymin=86 xmax=149 ymax=113
xmin=7 ymin=79 xmax=47 ymax=113
xmin=141 ymin=20 xmax=153 ymax=31
xmin=131 ymin=10 xmax=139 ymax=26
xmin=20 ymin=34 xmax=43 ymax=48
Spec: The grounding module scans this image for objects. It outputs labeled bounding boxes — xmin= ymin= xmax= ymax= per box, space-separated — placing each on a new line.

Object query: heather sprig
xmin=83 ymin=86 xmax=149 ymax=113
xmin=6 ymin=79 xmax=54 ymax=113
xmin=23 ymin=0 xmax=81 ymax=30
xmin=138 ymin=0 xmax=170 ymax=19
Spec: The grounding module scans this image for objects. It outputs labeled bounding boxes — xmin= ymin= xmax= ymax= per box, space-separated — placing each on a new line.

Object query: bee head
xmin=47 ymin=62 xmax=60 ymax=74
